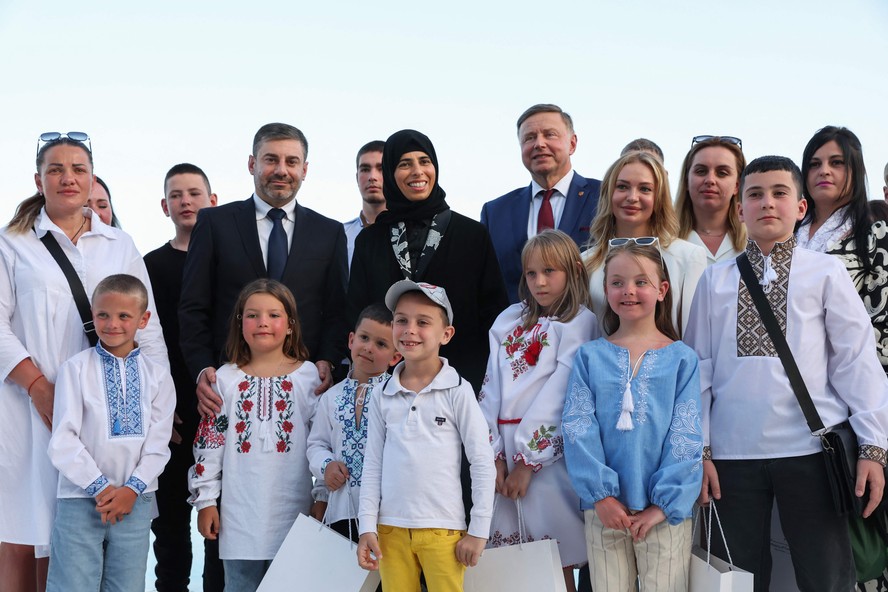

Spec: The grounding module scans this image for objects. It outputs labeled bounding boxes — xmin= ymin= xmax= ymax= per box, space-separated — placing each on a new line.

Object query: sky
xmin=1 ymin=0 xmax=887 ymax=254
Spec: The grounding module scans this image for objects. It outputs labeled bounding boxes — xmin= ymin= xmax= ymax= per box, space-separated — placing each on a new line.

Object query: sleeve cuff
xmin=124 ymin=476 xmax=148 ymax=495
xmin=85 ymin=475 xmax=110 ymax=497
xmin=320 ymin=458 xmax=333 ymax=474
xmin=859 ymin=445 xmax=887 ymax=467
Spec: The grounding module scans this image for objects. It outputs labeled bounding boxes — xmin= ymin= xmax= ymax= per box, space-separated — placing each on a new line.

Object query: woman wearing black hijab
xmin=347 ymin=129 xmax=508 ymax=392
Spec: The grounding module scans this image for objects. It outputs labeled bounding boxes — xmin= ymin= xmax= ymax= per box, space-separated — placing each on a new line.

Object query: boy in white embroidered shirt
xmin=685 ymin=156 xmax=888 ymax=591
xmin=46 ymin=274 xmax=174 ymax=592
xmin=357 ymin=280 xmax=495 ymax=591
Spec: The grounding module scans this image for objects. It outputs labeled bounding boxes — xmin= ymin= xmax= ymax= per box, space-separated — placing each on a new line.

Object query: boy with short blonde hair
xmin=357 ymin=280 xmax=495 ymax=591
xmin=686 ymin=156 xmax=888 ymax=591
xmin=46 ymin=274 xmax=175 ymax=591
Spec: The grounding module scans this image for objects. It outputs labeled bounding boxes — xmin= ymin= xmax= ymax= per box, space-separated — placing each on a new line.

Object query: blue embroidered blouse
xmin=562 ymin=339 xmax=703 ymax=525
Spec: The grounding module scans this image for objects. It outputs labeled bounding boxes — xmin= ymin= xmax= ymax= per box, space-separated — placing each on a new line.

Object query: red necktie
xmin=537 ymin=188 xmax=555 ymax=233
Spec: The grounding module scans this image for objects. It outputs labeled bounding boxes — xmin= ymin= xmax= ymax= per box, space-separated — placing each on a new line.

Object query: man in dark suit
xmin=180 ymin=122 xmax=348 ymax=416
xmin=481 ymin=104 xmax=601 ymax=303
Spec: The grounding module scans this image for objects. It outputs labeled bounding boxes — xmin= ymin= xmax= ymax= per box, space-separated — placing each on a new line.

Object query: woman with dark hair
xmin=674 ymin=136 xmax=747 ymax=264
xmin=796 ymin=126 xmax=888 ymax=369
xmin=795 ymin=126 xmax=888 ymax=590
xmin=347 ymin=129 xmax=508 ymax=393
xmin=0 ymin=133 xmax=166 ymax=592
xmin=86 ymin=176 xmax=121 ymax=228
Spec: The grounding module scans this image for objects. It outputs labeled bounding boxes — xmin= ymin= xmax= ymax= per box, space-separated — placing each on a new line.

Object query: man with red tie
xmin=481 ymin=104 xmax=601 ymax=303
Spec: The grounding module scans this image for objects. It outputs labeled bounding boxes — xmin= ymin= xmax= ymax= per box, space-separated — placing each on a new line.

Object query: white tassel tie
xmin=617 ymin=353 xmax=646 ymax=431
xmin=760 ymin=255 xmax=778 ymax=294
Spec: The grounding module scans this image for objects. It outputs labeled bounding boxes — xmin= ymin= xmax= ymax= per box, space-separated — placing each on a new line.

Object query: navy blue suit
xmin=179 ymin=197 xmax=348 ymax=379
xmin=481 ymin=173 xmax=601 ymax=303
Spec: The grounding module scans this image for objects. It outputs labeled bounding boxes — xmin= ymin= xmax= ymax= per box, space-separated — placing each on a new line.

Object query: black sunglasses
xmin=691 ymin=135 xmax=742 ymax=149
xmin=37 ymin=131 xmax=92 ymax=157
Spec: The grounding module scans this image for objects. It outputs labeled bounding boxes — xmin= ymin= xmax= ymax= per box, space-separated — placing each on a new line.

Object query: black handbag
xmin=737 ymin=253 xmax=883 ymax=516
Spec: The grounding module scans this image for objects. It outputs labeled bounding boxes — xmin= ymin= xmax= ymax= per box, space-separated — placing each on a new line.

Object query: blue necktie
xmin=267 ymin=208 xmax=287 ymax=280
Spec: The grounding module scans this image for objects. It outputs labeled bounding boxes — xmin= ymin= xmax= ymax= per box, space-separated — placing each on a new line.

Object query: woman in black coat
xmin=347 ymin=129 xmax=508 ymax=392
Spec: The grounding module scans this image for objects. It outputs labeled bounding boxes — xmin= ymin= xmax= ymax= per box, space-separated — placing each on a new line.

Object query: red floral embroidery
xmin=235 ymin=421 xmax=246 ymax=434
xmin=238 ymin=380 xmax=249 ymax=392
xmin=195 ymin=463 xmax=205 ymax=476
xmin=502 ymin=323 xmax=550 ymax=379
xmin=275 ymin=376 xmax=294 ymax=453
xmin=276 ymin=440 xmax=287 ymax=452
xmin=194 ymin=415 xmax=227 ymax=449
xmin=524 ymin=341 xmax=544 ymax=366
xmin=235 ymin=377 xmax=255 ymax=453
xmin=241 ymin=441 xmax=251 ymax=453
xmin=281 ymin=380 xmax=293 ymax=392
xmin=241 ymin=399 xmax=253 ymax=412
xmin=275 ymin=399 xmax=287 ymax=412
xmin=282 ymin=420 xmax=293 ymax=433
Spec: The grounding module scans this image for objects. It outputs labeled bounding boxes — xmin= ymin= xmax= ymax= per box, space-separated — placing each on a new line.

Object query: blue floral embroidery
xmin=85 ymin=475 xmax=109 ymax=497
xmin=334 ymin=373 xmax=388 ymax=487
xmin=125 ymin=476 xmax=148 ymax=494
xmin=669 ymin=399 xmax=703 ymax=471
xmin=563 ymin=381 xmax=594 ymax=443
xmin=98 ymin=343 xmax=143 ymax=438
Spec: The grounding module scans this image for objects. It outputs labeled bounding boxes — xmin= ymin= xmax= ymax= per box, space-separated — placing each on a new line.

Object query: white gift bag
xmin=464 ymin=498 xmax=568 ymax=592
xmin=689 ymin=501 xmax=754 ymax=592
xmin=257 ymin=513 xmax=380 ymax=592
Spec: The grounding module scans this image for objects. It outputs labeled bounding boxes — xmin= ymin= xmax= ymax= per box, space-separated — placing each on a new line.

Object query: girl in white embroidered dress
xmin=479 ymin=229 xmax=598 ymax=592
xmin=188 ymin=280 xmax=321 ymax=592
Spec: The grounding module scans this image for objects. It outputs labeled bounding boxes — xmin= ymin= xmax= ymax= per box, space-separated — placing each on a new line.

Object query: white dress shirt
xmin=252 ymin=194 xmax=297 ymax=267
xmin=527 ymin=171 xmax=575 ymax=238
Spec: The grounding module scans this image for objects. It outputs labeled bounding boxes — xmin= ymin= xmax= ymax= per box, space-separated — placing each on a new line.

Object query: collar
xmin=531 ymin=170 xmax=575 ymax=199
xmin=253 ymin=193 xmax=297 ymax=222
xmin=95 ymin=340 xmax=142 ymax=361
xmin=346 ymin=369 xmax=391 ymax=387
xmin=34 ymin=206 xmax=117 ymax=240
xmin=745 ymin=235 xmax=796 ymax=261
xmin=382 ymin=357 xmax=461 ymax=396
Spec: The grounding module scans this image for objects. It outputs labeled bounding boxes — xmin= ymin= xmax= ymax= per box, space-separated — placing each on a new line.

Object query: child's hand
xmin=455 ymin=534 xmax=486 ymax=567
xmin=310 ymin=500 xmax=327 ymax=521
xmin=357 ymin=533 xmax=381 ymax=571
xmin=95 ymin=486 xmax=137 ymax=525
xmin=494 ymin=458 xmax=507 ymax=494
xmin=198 ymin=506 xmax=221 ymax=540
xmin=324 ymin=461 xmax=349 ymax=491
xmin=594 ymin=496 xmax=632 ymax=530
xmin=628 ymin=505 xmax=666 ymax=542
xmin=501 ymin=461 xmax=533 ymax=499
xmin=698 ymin=460 xmax=721 ymax=506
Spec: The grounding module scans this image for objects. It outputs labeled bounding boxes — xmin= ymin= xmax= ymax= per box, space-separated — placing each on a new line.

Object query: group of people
xmin=1 ymin=103 xmax=888 ymax=592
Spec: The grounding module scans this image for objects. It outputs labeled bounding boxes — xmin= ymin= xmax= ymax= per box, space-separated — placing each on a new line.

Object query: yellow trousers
xmin=378 ymin=524 xmax=467 ymax=592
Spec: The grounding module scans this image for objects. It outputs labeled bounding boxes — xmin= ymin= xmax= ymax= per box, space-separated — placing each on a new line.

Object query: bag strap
xmin=38 ymin=229 xmax=98 ymax=347
xmin=736 ymin=253 xmax=824 ymax=433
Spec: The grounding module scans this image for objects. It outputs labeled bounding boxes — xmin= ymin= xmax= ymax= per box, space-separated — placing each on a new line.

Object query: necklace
xmin=67 ymin=216 xmax=87 ymax=242
xmin=697 ymin=228 xmax=726 ymax=237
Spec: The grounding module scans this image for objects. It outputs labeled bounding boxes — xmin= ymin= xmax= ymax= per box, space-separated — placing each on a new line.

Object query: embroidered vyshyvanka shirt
xmin=563 ymin=339 xmax=702 ymax=525
xmin=49 ymin=342 xmax=175 ymax=499
xmin=188 ymin=362 xmax=320 ymax=560
xmin=685 ymin=239 xmax=888 ymax=459
xmin=0 ymin=208 xmax=168 ymax=546
xmin=307 ymin=371 xmax=390 ymax=524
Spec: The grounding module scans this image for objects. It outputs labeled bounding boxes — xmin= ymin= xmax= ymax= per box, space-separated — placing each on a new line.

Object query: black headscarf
xmin=378 ymin=129 xmax=449 ymax=224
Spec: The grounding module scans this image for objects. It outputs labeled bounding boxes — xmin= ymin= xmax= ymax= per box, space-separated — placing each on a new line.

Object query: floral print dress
xmin=188 ymin=362 xmax=320 ymax=560
xmin=478 ymin=303 xmax=598 ymax=566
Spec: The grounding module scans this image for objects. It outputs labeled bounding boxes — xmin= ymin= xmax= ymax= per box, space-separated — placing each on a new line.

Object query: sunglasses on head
xmin=608 ymin=236 xmax=660 ymax=248
xmin=692 ymin=135 xmax=742 ymax=149
xmin=37 ymin=131 xmax=92 ymax=157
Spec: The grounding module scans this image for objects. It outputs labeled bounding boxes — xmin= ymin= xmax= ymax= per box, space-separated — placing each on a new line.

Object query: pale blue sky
xmin=1 ymin=0 xmax=886 ymax=253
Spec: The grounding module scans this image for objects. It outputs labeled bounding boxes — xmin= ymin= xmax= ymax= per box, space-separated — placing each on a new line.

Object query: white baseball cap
xmin=384 ymin=280 xmax=454 ymax=324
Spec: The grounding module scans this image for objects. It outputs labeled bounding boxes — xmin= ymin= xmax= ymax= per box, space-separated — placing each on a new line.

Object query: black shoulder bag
xmin=39 ymin=230 xmax=98 ymax=347
xmin=737 ymin=252 xmax=883 ymax=516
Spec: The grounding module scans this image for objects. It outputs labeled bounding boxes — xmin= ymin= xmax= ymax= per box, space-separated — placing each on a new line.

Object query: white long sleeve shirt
xmin=358 ymin=359 xmax=495 ymax=539
xmin=49 ymin=343 xmax=174 ymax=498
xmin=685 ymin=241 xmax=888 ymax=458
